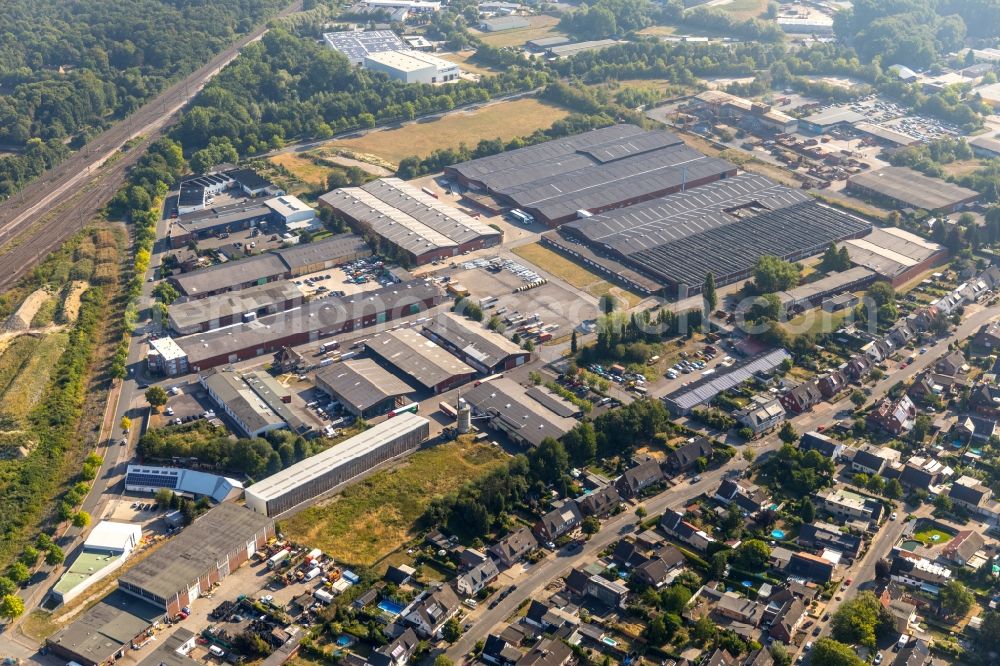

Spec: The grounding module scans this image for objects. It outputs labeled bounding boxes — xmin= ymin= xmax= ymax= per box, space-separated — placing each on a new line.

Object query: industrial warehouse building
xmin=118 ymin=503 xmax=275 ymax=617
xmin=323 ymin=29 xmax=407 ymax=66
xmin=200 ymin=368 xmax=309 ymax=438
xmin=167 ymin=281 xmax=303 ymax=335
xmin=545 ymin=173 xmax=870 ymax=296
xmin=52 ymin=522 xmax=143 ymax=606
xmin=124 ymin=464 xmax=244 ymax=503
xmin=693 ymin=91 xmax=798 ymax=133
xmin=47 ymin=590 xmax=166 ymax=666
xmin=664 ymin=349 xmax=792 ymax=415
xmin=840 ymin=227 xmax=947 ymax=286
xmin=366 ymin=328 xmax=476 ymax=393
xmin=363 ymin=50 xmax=459 ymax=84
xmin=170 ymin=195 xmax=318 ymax=248
xmin=244 ymin=412 xmax=430 ymax=517
xmin=169 ymin=280 xmax=441 ymax=373
xmin=445 ymin=124 xmax=737 ymax=226
xmin=766 ymin=266 xmax=875 ymax=315
xmin=846 ymin=166 xmax=980 ymax=213
xmin=170 ymin=233 xmax=370 ymax=299
xmin=461 ymin=377 xmax=578 ymax=447
xmin=319 ymin=178 xmax=501 ymax=265
xmin=422 ymin=312 xmax=530 ymax=374
xmin=316 ymin=358 xmax=416 ymax=418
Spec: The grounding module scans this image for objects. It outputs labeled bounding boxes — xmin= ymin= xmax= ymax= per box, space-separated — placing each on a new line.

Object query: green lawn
xmin=913 ymin=527 xmax=953 ymax=546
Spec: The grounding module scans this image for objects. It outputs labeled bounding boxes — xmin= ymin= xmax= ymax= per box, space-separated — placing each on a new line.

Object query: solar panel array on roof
xmin=562 ymin=174 xmax=809 ymax=255
xmin=323 ymin=30 xmax=406 ymax=64
xmin=665 ymin=349 xmax=792 ymax=412
xmin=628 ymin=200 xmax=870 ymax=290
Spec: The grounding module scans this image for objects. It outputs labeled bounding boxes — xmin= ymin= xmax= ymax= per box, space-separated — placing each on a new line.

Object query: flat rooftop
xmin=422 ymin=312 xmax=525 ymax=369
xmin=204 ymin=369 xmax=286 ymax=434
xmin=245 ymin=412 xmax=429 ymax=503
xmin=547 ymin=39 xmax=617 ymax=57
xmin=316 ymin=358 xmax=415 ymax=411
xmin=323 ymin=29 xmax=406 ymax=61
xmin=364 ymin=49 xmax=457 ymax=72
xmin=273 ymin=233 xmax=370 ymax=270
xmin=848 ymin=166 xmax=980 ymax=211
xmin=47 ymin=590 xmax=166 ymax=664
xmin=150 ymin=336 xmax=188 ymax=361
xmin=841 ymin=227 xmax=945 ymax=278
xmin=53 ymin=549 xmax=124 ymax=596
xmin=119 ymin=504 xmax=270 ymax=603
xmin=775 ymin=266 xmax=875 ymax=306
xmin=172 ymin=253 xmax=288 ymax=297
xmin=367 ymin=328 xmax=475 ymax=389
xmin=803 ymin=106 xmax=866 ymax=127
xmin=462 ymin=377 xmax=577 ymax=446
xmin=168 ymin=281 xmax=301 ymax=333
xmin=175 ymin=201 xmax=271 ymax=234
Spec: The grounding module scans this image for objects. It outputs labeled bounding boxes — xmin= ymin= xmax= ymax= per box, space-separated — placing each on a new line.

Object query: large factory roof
xmin=462 ymin=377 xmax=577 ymax=447
xmin=245 ymin=413 xmax=429 ymax=503
xmin=666 ymin=349 xmax=792 ymax=413
xmin=447 ymin=124 xmax=735 ymax=223
xmin=628 ymin=200 xmax=871 ymax=287
xmin=175 ymin=201 xmax=271 ymax=234
xmin=323 ymin=30 xmax=406 ymax=62
xmin=367 ymin=328 xmax=475 ymax=389
xmin=841 ymin=227 xmax=945 ymax=279
xmin=177 ymin=280 xmax=440 ymax=365
xmin=119 ymin=503 xmax=271 ymax=603
xmin=562 ymin=174 xmax=809 ymax=255
xmin=848 ymin=167 xmax=980 ymax=211
xmin=316 ymin=358 xmax=415 ymax=412
xmin=319 ymin=178 xmax=500 ymax=256
xmin=202 ymin=370 xmax=285 ymax=435
xmin=168 ymin=281 xmax=301 ymax=333
xmin=422 ymin=312 xmax=525 ymax=369
xmin=273 ymin=233 xmax=371 ymax=270
xmin=172 ymin=253 xmax=288 ymax=297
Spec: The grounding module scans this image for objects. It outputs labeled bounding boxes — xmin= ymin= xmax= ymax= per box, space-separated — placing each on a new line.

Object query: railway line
xmin=0 ymin=0 xmax=303 ymax=292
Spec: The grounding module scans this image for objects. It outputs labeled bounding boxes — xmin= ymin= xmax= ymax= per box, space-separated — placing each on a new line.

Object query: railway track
xmin=0 ymin=0 xmax=303 ymax=292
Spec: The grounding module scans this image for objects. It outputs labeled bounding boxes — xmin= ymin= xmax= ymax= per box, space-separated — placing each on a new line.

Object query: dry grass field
xmin=473 ymin=15 xmax=564 ymax=48
xmin=512 ymin=243 xmax=646 ymax=308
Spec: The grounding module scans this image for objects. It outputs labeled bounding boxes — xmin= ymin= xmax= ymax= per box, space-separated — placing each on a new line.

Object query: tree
xmin=442 ymin=617 xmax=462 ymax=643
xmin=778 ymin=421 xmax=798 ymax=444
xmin=121 ymin=416 xmax=131 ymax=432
xmin=693 ymin=615 xmax=717 ymax=645
xmin=752 ymin=255 xmax=800 ymax=293
xmin=45 ymin=545 xmax=65 ymax=566
xmin=582 ymin=515 xmax=600 ymax=535
xmin=742 ymin=448 xmax=755 ymax=462
xmin=145 ymin=385 xmax=168 ymax=411
xmin=72 ymin=511 xmax=91 ymax=528
xmin=850 ymin=389 xmax=866 ymax=408
xmin=831 ymin=592 xmax=892 ymax=648
xmin=867 ymin=281 xmax=895 ymax=307
xmin=733 ymin=539 xmax=771 ymax=570
xmin=636 ymin=505 xmax=648 ymax=519
xmin=934 ymin=494 xmax=953 ymax=512
xmin=599 ymin=294 xmax=615 ymax=314
xmin=155 ymin=487 xmax=174 ymax=507
xmin=875 ymin=559 xmax=891 ymax=580
xmin=703 ymin=272 xmax=718 ymax=313
xmin=884 ymin=478 xmax=903 ymax=500
xmin=7 ymin=563 xmax=29 ymax=586
xmin=940 ymin=580 xmax=974 ymax=618
xmin=911 ymin=414 xmax=931 ymax=442
xmin=973 ymin=611 xmax=1000 ymax=665
xmin=801 ymin=498 xmax=815 ymax=523
xmin=709 ymin=550 xmax=730 ymax=579
xmin=770 ymin=643 xmax=791 ymax=666
xmin=0 ymin=578 xmax=14 ymax=597
xmin=434 ymin=657 xmax=454 ymax=666
xmin=809 ymin=638 xmax=865 ymax=666
xmin=0 ymin=594 xmax=24 ymax=621
xmin=571 ymin=330 xmax=578 ymax=354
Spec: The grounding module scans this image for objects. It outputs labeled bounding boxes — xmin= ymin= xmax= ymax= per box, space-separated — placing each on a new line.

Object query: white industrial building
xmin=264 ymin=195 xmax=318 ymax=231
xmin=147 ymin=337 xmax=189 ymax=376
xmin=244 ymin=412 xmax=430 ymax=517
xmin=323 ymin=30 xmax=407 ymax=67
xmin=364 ymin=50 xmax=459 ymax=84
xmin=124 ymin=465 xmax=245 ymax=503
xmin=51 ymin=521 xmax=142 ymax=606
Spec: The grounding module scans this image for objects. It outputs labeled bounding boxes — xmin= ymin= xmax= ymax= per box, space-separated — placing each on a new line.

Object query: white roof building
xmin=364 ymin=50 xmax=459 ymax=85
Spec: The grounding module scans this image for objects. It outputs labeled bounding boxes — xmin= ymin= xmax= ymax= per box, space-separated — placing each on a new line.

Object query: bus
xmin=508 ymin=209 xmax=533 ymax=225
xmin=388 ymin=402 xmax=419 ymax=418
xmin=439 ymin=401 xmax=458 ymax=419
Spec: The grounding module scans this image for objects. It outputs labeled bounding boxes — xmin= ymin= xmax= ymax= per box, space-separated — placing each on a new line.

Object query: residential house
xmin=665 ymin=437 xmax=714 ymax=473
xmin=612 ymin=540 xmax=647 ymax=569
xmin=799 ymin=431 xmax=844 ymax=460
xmin=714 ymin=479 xmax=771 ymax=515
xmin=489 ymin=527 xmax=538 ymax=568
xmin=817 ymin=370 xmax=847 ymax=399
xmin=660 ymin=511 xmax=715 ymax=551
xmin=368 ymin=629 xmax=420 ymax=666
xmin=787 ymin=551 xmax=834 ymax=583
xmin=385 ymin=564 xmax=417 ymax=585
xmin=949 ymin=475 xmax=993 ymax=512
xmin=632 ymin=547 xmax=686 ymax=589
xmin=893 ymin=640 xmax=932 ymax=666
xmin=969 ymin=415 xmax=999 ymax=442
xmin=899 ymin=456 xmax=951 ymax=490
xmin=942 ymin=530 xmax=985 ymax=567
xmin=575 ymin=485 xmax=621 ymax=517
xmin=701 ymin=650 xmax=734 ymax=666
xmin=884 ymin=598 xmax=918 ymax=636
xmin=535 ymin=502 xmax=583 ymax=543
xmin=844 ymin=354 xmax=873 ymax=381
xmin=586 ymin=575 xmax=629 ymax=608
xmin=764 ymin=598 xmax=806 ymax=644
xmin=936 ymin=350 xmax=967 ymax=377
xmin=866 ymin=395 xmax=916 ymax=435
xmin=454 ymin=559 xmax=500 ymax=597
xmin=968 ymin=381 xmax=1000 ymax=418
xmin=515 ymin=637 xmax=574 ymax=666
xmin=908 ymin=372 xmax=943 ymax=403
xmin=851 ymin=445 xmax=893 ymax=475
xmin=890 ymin=551 xmax=952 ymax=592
xmin=735 ymin=397 xmax=786 ymax=436
xmin=817 ymin=487 xmax=883 ymax=523
xmin=714 ymin=592 xmax=764 ymax=625
xmin=458 ymin=548 xmax=487 ymax=569
xmin=887 ymin=321 xmax=915 ymax=347
xmin=780 ymin=380 xmax=823 ymax=414
xmin=615 ymin=459 xmax=665 ymax=498
xmin=524 ymin=600 xmax=577 ymax=633
xmin=970 ymin=320 xmax=1000 ymax=357
xmin=797 ymin=521 xmax=863 ymax=561
xmin=740 ymin=649 xmax=774 ymax=666
xmin=482 ymin=634 xmax=523 ymax=666
xmin=564 ymin=568 xmax=591 ymax=597
xmin=403 ymin=584 xmax=461 ymax=639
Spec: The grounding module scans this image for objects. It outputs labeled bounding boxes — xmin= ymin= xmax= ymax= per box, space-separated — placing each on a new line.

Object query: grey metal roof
xmin=525 ymin=385 xmax=579 ymax=418
xmin=173 ymin=254 xmax=288 ymax=296
xmin=168 ymin=281 xmax=301 ymax=333
xmin=422 ymin=312 xmax=525 ymax=369
xmin=273 ymin=233 xmax=371 ymax=269
xmin=316 ymin=358 xmax=415 ymax=411
xmin=48 ymin=590 xmax=166 ymax=664
xmin=546 ymin=39 xmax=618 ymax=57
xmin=175 ymin=201 xmax=271 ymax=233
xmin=628 ymin=200 xmax=871 ymax=287
xmin=366 ymin=328 xmax=474 ymax=389
xmin=119 ymin=503 xmax=272 ymax=603
xmin=563 ymin=173 xmax=808 ymax=255
xmin=462 ymin=377 xmax=577 ymax=447
xmin=848 ymin=166 xmax=980 ymax=211
xmin=665 ymin=349 xmax=792 ymax=412
xmin=203 ymin=369 xmax=286 ymax=435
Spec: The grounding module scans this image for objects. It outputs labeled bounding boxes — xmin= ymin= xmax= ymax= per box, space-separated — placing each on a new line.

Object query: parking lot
xmin=293 ymin=256 xmax=392 ymax=299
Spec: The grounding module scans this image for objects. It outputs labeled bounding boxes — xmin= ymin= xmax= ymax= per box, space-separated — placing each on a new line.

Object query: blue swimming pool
xmin=378 ymin=599 xmax=405 ymax=615
xmin=336 ymin=635 xmax=354 ymax=647
xmin=771 ymin=529 xmax=785 ymax=539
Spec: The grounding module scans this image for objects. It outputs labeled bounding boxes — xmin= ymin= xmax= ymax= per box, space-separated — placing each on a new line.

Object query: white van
xmin=209 ymin=645 xmax=225 ymax=657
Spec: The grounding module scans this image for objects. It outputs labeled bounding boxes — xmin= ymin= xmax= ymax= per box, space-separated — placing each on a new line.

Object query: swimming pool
xmin=771 ymin=529 xmax=786 ymax=539
xmin=336 ymin=635 xmax=354 ymax=647
xmin=378 ymin=599 xmax=405 ymax=615
xmin=602 ymin=637 xmax=619 ymax=647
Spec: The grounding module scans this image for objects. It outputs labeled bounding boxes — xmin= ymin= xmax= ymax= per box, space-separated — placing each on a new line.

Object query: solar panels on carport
xmin=629 ymin=201 xmax=871 ymax=288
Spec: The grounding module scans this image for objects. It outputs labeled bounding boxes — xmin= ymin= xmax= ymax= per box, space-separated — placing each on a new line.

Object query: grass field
xmin=512 ymin=243 xmax=646 ymax=308
xmin=473 ymin=15 xmax=564 ymax=48
xmin=781 ymin=302 xmax=857 ymax=338
xmin=713 ymin=0 xmax=769 ymax=19
xmin=439 ymin=50 xmax=502 ymax=76
xmin=913 ymin=527 xmax=953 ymax=546
xmin=0 ymin=332 xmax=69 ymax=421
xmin=324 ymin=98 xmax=568 ymax=166
xmin=0 ymin=335 xmax=41 ymax=399
xmin=942 ymin=159 xmax=984 ymax=178
xmin=282 ymin=437 xmax=508 ymax=566
xmin=269 ymin=152 xmax=333 ymax=187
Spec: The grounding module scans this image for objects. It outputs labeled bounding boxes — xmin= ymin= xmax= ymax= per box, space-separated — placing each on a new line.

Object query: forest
xmin=0 ymin=0 xmax=286 ymax=197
